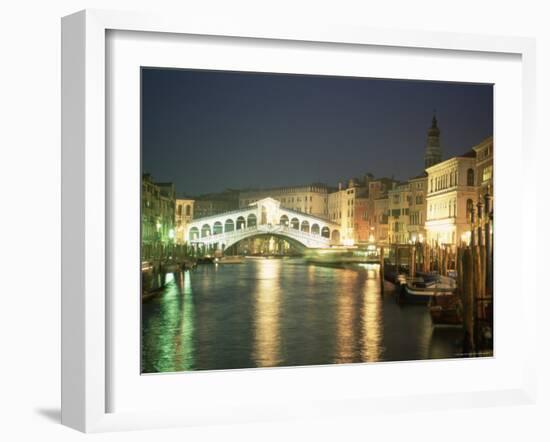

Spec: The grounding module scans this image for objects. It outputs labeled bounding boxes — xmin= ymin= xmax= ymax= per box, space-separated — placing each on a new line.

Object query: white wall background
xmin=0 ymin=1 xmax=547 ymax=440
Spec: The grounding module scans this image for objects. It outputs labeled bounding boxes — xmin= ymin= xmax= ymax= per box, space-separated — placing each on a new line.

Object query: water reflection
xmin=360 ymin=264 xmax=383 ymax=362
xmin=141 ymin=258 xmax=464 ymax=373
xmin=141 ymin=272 xmax=181 ymax=373
xmin=175 ymin=271 xmax=194 ymax=371
xmin=252 ymin=259 xmax=282 ymax=367
xmin=335 ymin=269 xmax=360 ymax=364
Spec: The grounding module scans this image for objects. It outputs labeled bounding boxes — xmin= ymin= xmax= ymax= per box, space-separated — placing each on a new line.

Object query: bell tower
xmin=424 ymin=113 xmax=442 ymax=169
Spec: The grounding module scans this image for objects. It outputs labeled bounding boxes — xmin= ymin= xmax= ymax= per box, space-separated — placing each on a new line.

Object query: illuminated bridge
xmin=186 ymin=197 xmax=341 ymax=250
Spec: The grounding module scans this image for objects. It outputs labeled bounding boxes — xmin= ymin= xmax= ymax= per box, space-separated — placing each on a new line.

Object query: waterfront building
xmin=328 ymin=178 xmax=366 ymax=245
xmin=239 ymin=183 xmax=329 ymax=218
xmin=473 ymin=136 xmax=494 ymax=202
xmin=473 ymin=136 xmax=494 ymax=246
xmin=354 ymin=197 xmax=370 ymax=244
xmin=175 ymin=198 xmax=195 ymax=244
xmin=387 ymin=182 xmax=411 ymax=244
xmin=424 ymin=114 xmax=443 ymax=169
xmin=193 ymin=189 xmax=240 ymax=219
xmin=353 ymin=177 xmax=395 ymax=245
xmin=141 ymin=174 xmax=176 ymax=246
xmin=373 ymin=197 xmax=390 ymax=244
xmin=425 ymin=151 xmax=478 ymax=246
xmin=407 ymin=174 xmax=427 ymax=243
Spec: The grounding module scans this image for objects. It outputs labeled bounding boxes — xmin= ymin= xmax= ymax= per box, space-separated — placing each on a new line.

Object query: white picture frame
xmin=61 ymin=9 xmax=537 ymax=433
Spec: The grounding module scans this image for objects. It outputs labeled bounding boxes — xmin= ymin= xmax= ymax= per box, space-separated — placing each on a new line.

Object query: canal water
xmin=141 ymin=258 xmax=464 ymax=373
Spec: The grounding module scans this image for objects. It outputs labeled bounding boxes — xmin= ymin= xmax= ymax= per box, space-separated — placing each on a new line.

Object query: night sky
xmin=142 ymin=68 xmax=493 ymax=197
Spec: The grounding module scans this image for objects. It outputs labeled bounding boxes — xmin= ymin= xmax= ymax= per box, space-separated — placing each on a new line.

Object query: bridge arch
xmin=236 ymin=216 xmax=246 ymax=230
xmin=224 ymin=219 xmax=234 ymax=232
xmin=201 ymin=224 xmax=211 ymax=238
xmin=331 ymin=229 xmax=340 ymax=243
xmin=189 ymin=227 xmax=199 ymax=240
xmin=301 ymin=220 xmax=310 ymax=233
xmin=223 ymin=231 xmax=311 ymax=251
xmin=321 ymin=226 xmax=330 ymax=238
xmin=311 ymin=223 xmax=320 ymax=235
xmin=247 ymin=213 xmax=257 ymax=228
xmin=280 ymin=214 xmax=289 ymax=227
xmin=290 ymin=217 xmax=299 ymax=229
xmin=213 ymin=221 xmax=223 ymax=235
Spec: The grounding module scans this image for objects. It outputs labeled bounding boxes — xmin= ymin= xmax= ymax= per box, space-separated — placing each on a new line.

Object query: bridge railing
xmin=190 ymin=223 xmax=331 ymax=245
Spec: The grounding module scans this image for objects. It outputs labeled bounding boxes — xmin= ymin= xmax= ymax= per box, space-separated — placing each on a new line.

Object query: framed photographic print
xmin=61 ymin=9 xmax=537 ymax=432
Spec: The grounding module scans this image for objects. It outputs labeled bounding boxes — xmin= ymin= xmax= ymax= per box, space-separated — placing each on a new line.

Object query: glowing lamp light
xmin=156 ymin=221 xmax=162 ymax=231
xmin=168 ymin=229 xmax=175 ymax=239
xmin=419 ymin=234 xmax=424 ymax=243
xmin=461 ymin=231 xmax=471 ymax=244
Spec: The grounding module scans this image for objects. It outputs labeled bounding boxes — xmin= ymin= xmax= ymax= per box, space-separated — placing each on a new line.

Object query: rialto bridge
xmin=186 ymin=197 xmax=341 ymax=250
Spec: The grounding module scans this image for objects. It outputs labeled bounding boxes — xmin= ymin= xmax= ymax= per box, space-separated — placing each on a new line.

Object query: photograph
xmin=140 ymin=68 xmax=494 ymax=374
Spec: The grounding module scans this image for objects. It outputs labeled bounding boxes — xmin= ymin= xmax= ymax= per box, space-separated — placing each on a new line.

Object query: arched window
xmin=213 ymin=221 xmax=223 ymax=235
xmin=331 ymin=229 xmax=340 ymax=244
xmin=467 ymin=168 xmax=475 ymax=186
xmin=311 ymin=223 xmax=320 ymax=235
xmin=321 ymin=226 xmax=330 ymax=238
xmin=301 ymin=220 xmax=310 ymax=233
xmin=236 ymin=216 xmax=246 ymax=230
xmin=290 ymin=218 xmax=299 ymax=229
xmin=189 ymin=227 xmax=199 ymax=240
xmin=280 ymin=215 xmax=289 ymax=226
xmin=247 ymin=213 xmax=257 ymax=228
xmin=201 ymin=224 xmax=211 ymax=238
xmin=224 ymin=219 xmax=234 ymax=232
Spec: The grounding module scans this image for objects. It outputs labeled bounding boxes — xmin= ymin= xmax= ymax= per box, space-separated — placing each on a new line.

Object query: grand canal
xmin=141 ymin=258 xmax=464 ymax=373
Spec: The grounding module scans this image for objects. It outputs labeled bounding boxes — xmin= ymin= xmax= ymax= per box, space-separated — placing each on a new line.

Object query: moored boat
xmin=396 ymin=275 xmax=456 ymax=305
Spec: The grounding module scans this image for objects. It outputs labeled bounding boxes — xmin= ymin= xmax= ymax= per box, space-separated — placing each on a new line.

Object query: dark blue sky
xmin=142 ymin=68 xmax=493 ymax=196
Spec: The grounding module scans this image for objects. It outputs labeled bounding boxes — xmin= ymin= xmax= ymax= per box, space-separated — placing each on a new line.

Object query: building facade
xmin=407 ymin=174 xmax=427 ymax=243
xmin=141 ymin=174 xmax=176 ymax=246
xmin=425 ymin=152 xmax=478 ymax=246
xmin=387 ymin=182 xmax=411 ymax=244
xmin=175 ymin=198 xmax=195 ymax=244
xmin=473 ymin=136 xmax=494 ymax=247
xmin=193 ymin=190 xmax=240 ymax=219
xmin=328 ymin=178 xmax=366 ymax=245
xmin=351 ymin=177 xmax=395 ymax=245
xmin=473 ymin=136 xmax=494 ymax=202
xmin=354 ymin=197 xmax=371 ymax=244
xmin=239 ymin=183 xmax=330 ymax=218
xmin=373 ymin=197 xmax=390 ymax=244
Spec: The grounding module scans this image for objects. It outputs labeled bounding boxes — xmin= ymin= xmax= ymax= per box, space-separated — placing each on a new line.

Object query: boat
xmin=429 ymin=292 xmax=463 ymax=326
xmin=396 ymin=274 xmax=456 ymax=305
